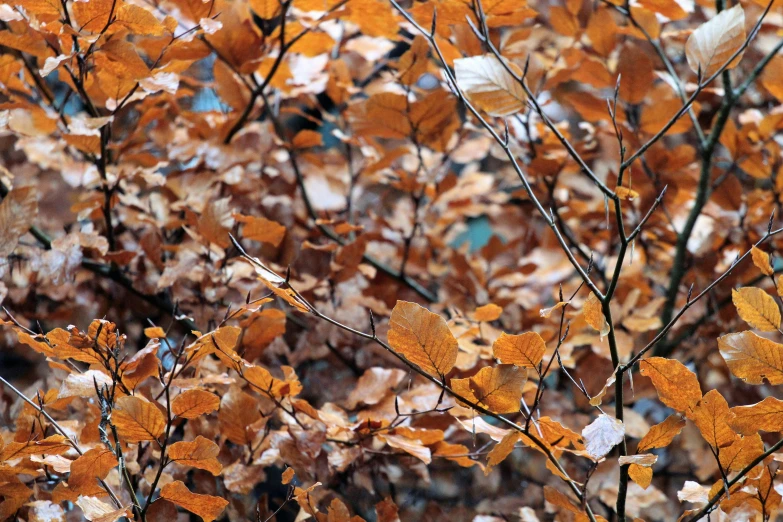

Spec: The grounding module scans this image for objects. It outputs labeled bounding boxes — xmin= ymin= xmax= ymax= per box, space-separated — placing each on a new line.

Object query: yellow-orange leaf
xmin=639 ymin=357 xmax=701 ymax=415
xmin=637 ymin=414 xmax=685 ymax=452
xmin=388 ymin=301 xmax=458 ymax=378
xmin=492 ymin=332 xmax=546 ymax=368
xmin=167 ymin=436 xmax=222 ymax=475
xmin=160 ymin=481 xmax=229 ymax=522
xmin=0 ymin=185 xmax=38 ymax=258
xmin=685 ymin=4 xmax=745 ymax=78
xmin=451 ymin=364 xmax=526 ymax=413
xmin=0 ymin=435 xmax=70 ymax=461
xmin=67 ymin=448 xmax=118 ymax=496
xmin=473 ymin=303 xmax=503 ymax=322
xmin=485 ymin=431 xmax=520 ymax=475
xmin=690 ymin=390 xmax=737 ymax=449
xmin=752 ymin=246 xmax=774 ymax=276
xmin=171 ymin=389 xmax=220 ymax=419
xmin=732 ymin=288 xmax=781 ymax=331
xmin=719 ymin=434 xmax=764 ymax=472
xmin=718 ymin=331 xmax=783 ymax=385
xmin=628 ymin=463 xmax=653 ymax=489
xmin=729 ymin=397 xmax=783 ymax=435
xmin=113 ymin=396 xmax=166 ymax=442
xmin=235 ymin=214 xmax=286 ymax=247
xmin=584 ymin=293 xmax=609 ymax=337
xmin=114 ymin=4 xmax=165 ymax=35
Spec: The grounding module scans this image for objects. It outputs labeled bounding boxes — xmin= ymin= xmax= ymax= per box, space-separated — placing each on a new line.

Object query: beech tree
xmin=2 ymin=0 xmax=783 ymax=520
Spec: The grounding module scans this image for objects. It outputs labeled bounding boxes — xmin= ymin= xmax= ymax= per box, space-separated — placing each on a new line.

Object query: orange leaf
xmin=492 ymin=331 xmax=546 ymax=368
xmin=729 ymin=397 xmax=783 ymax=435
xmin=485 ymin=431 xmax=520 ymax=475
xmin=718 ymin=331 xmax=783 ymax=385
xmin=387 ymin=301 xmax=458 ymax=378
xmin=167 ymin=436 xmax=222 ymax=475
xmin=160 ymin=481 xmax=228 ymax=522
xmin=732 ymin=288 xmax=781 ymax=331
xmin=171 ymin=389 xmax=220 ymax=419
xmin=690 ymin=390 xmax=738 ymax=449
xmin=67 ymin=448 xmax=118 ymax=496
xmin=451 ymin=364 xmax=526 ymax=413
xmin=112 ymin=396 xmax=166 ymax=442
xmin=639 ymin=357 xmax=701 ymax=415
xmin=637 ymin=414 xmax=685 ymax=452
xmin=235 ymin=214 xmax=287 ymax=247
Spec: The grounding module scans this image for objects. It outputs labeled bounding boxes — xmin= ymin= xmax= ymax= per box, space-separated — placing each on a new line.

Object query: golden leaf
xmin=218 ymin=387 xmax=262 ymax=446
xmin=628 ymin=464 xmax=653 ymax=489
xmin=114 ymin=4 xmax=165 ymax=35
xmin=492 ymin=332 xmax=546 ymax=368
xmin=637 ymin=414 xmax=685 ymax=452
xmin=584 ymin=293 xmax=610 ymax=337
xmin=451 ymin=364 xmax=526 ymax=413
xmin=472 ymin=303 xmax=503 ymax=322
xmin=454 ymin=54 xmax=526 ymax=117
xmin=718 ymin=331 xmax=783 ymax=385
xmin=0 ymin=435 xmax=71 ymax=461
xmin=639 ymin=357 xmax=702 ymax=415
xmin=387 ymin=300 xmax=458 ymax=378
xmin=167 ymin=436 xmax=222 ymax=475
xmin=685 ymin=4 xmax=745 ymax=78
xmin=75 ymin=496 xmax=131 ymax=522
xmin=752 ymin=246 xmax=774 ymax=276
xmin=171 ymin=389 xmax=220 ymax=419
xmin=729 ymin=397 xmax=783 ymax=435
xmin=67 ymin=449 xmax=118 ymax=496
xmin=732 ymin=288 xmax=781 ymax=331
xmin=160 ymin=481 xmax=229 ymax=522
xmin=235 ymin=214 xmax=286 ymax=247
xmin=485 ymin=431 xmax=520 ymax=475
xmin=113 ymin=396 xmax=166 ymax=442
xmin=719 ymin=434 xmax=764 ymax=472
xmin=690 ymin=390 xmax=738 ymax=449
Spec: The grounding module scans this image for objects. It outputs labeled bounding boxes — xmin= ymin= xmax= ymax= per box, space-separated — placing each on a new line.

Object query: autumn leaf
xmin=639 ymin=357 xmax=702 ymax=415
xmin=454 ymin=54 xmax=526 ymax=117
xmin=637 ymin=414 xmax=686 ymax=452
xmin=75 ymin=496 xmax=132 ymax=522
xmin=628 ymin=464 xmax=653 ymax=489
xmin=582 ymin=414 xmax=625 ymax=459
xmin=690 ymin=390 xmax=737 ymax=449
xmin=160 ymin=481 xmax=229 ymax=522
xmin=719 ymin=434 xmax=764 ymax=472
xmin=0 ymin=186 xmax=38 ymax=257
xmin=451 ymin=364 xmax=526 ymax=413
xmin=0 ymin=435 xmax=71 ymax=461
xmin=235 ymin=214 xmax=287 ymax=247
xmin=66 ymin=449 xmax=118 ymax=496
xmin=485 ymin=431 xmax=520 ymax=475
xmin=732 ymin=287 xmax=781 ymax=331
xmin=751 ymin=246 xmax=774 ymax=276
xmin=584 ymin=292 xmax=609 ymax=337
xmin=492 ymin=331 xmax=546 ymax=368
xmin=472 ymin=303 xmax=503 ymax=322
xmin=718 ymin=331 xmax=783 ymax=385
xmin=729 ymin=397 xmax=783 ymax=435
xmin=171 ymin=389 xmax=221 ymax=419
xmin=387 ymin=301 xmax=458 ymax=378
xmin=685 ymin=4 xmax=746 ymax=78
xmin=167 ymin=436 xmax=222 ymax=475
xmin=112 ymin=396 xmax=166 ymax=442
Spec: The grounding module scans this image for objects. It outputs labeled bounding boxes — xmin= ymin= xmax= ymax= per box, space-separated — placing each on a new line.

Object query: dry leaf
xmin=732 ymin=287 xmax=781 ymax=331
xmin=685 ymin=4 xmax=745 ymax=78
xmin=454 ymin=54 xmax=526 ymax=117
xmin=492 ymin=332 xmax=546 ymax=368
xmin=582 ymin=414 xmax=625 ymax=459
xmin=388 ymin=300 xmax=458 ymax=378
xmin=160 ymin=481 xmax=229 ymax=522
xmin=718 ymin=331 xmax=783 ymax=385
xmin=451 ymin=364 xmax=526 ymax=413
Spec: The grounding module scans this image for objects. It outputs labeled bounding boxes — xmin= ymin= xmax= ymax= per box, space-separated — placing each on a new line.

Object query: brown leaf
xmin=639 ymin=357 xmax=702 ymax=415
xmin=454 ymin=54 xmax=526 ymax=117
xmin=0 ymin=186 xmax=38 ymax=257
xmin=113 ymin=396 xmax=166 ymax=442
xmin=472 ymin=303 xmax=503 ymax=322
xmin=236 ymin=214 xmax=287 ymax=247
xmin=67 ymin=448 xmax=118 ymax=496
xmin=160 ymin=481 xmax=228 ymax=522
xmin=719 ymin=434 xmax=764 ymax=472
xmin=732 ymin=288 xmax=781 ymax=331
xmin=388 ymin=301 xmax=458 ymax=378
xmin=218 ymin=387 xmax=262 ymax=445
xmin=167 ymin=436 xmax=222 ymax=475
xmin=584 ymin=293 xmax=609 ymax=337
xmin=718 ymin=331 xmax=783 ymax=385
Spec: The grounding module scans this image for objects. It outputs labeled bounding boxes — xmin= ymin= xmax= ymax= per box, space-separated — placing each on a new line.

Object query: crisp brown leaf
xmin=454 ymin=54 xmax=526 ymax=117
xmin=167 ymin=436 xmax=222 ymax=475
xmin=685 ymin=4 xmax=745 ymax=78
xmin=451 ymin=364 xmax=526 ymax=413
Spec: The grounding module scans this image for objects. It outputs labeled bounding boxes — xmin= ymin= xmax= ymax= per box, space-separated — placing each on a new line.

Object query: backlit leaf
xmin=454 ymin=54 xmax=526 ymax=117
xmin=637 ymin=414 xmax=686 ymax=452
xmin=718 ymin=331 xmax=783 ymax=384
xmin=492 ymin=332 xmax=546 ymax=368
xmin=729 ymin=396 xmax=783 ymax=435
xmin=582 ymin=414 xmax=625 ymax=459
xmin=639 ymin=357 xmax=702 ymax=415
xmin=167 ymin=436 xmax=222 ymax=475
xmin=732 ymin=287 xmax=781 ymax=331
xmin=113 ymin=396 xmax=166 ymax=442
xmin=685 ymin=4 xmax=745 ymax=78
xmin=690 ymin=390 xmax=737 ymax=449
xmin=171 ymin=389 xmax=221 ymax=419
xmin=451 ymin=364 xmax=526 ymax=413
xmin=388 ymin=301 xmax=458 ymax=378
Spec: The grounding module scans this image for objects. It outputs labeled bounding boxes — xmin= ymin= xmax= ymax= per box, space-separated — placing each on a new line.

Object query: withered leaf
xmin=160 ymin=481 xmax=229 ymax=522
xmin=492 ymin=332 xmax=546 ymax=368
xmin=113 ymin=396 xmax=166 ymax=442
xmin=718 ymin=331 xmax=783 ymax=385
xmin=387 ymin=300 xmax=458 ymax=378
